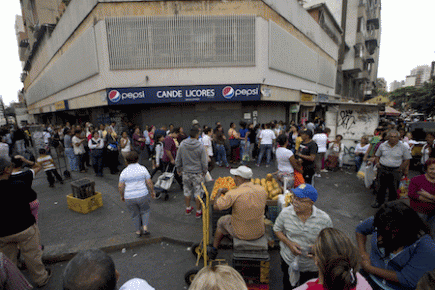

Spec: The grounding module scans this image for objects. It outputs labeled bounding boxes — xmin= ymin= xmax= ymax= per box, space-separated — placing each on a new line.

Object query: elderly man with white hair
xmin=208 ymin=165 xmax=267 ymax=260
xmin=371 ymin=129 xmax=412 ymax=208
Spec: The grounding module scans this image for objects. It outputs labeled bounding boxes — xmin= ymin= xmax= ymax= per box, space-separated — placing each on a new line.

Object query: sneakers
xmin=37 ymin=268 xmax=52 ymax=288
xmin=321 ymin=169 xmax=328 ymax=172
xmin=314 ymin=173 xmax=321 ymax=178
xmin=195 ymin=210 xmax=202 ymax=219
xmin=185 ymin=206 xmax=193 ymax=215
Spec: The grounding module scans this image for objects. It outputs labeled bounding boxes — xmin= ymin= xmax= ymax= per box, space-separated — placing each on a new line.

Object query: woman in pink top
xmin=295 ymin=228 xmax=372 ymax=290
xmin=408 ymin=158 xmax=435 ymax=235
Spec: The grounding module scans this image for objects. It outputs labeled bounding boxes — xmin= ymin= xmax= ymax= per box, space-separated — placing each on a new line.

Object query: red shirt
xmin=162 ymin=136 xmax=177 ymax=163
xmin=408 ymin=174 xmax=435 ymax=214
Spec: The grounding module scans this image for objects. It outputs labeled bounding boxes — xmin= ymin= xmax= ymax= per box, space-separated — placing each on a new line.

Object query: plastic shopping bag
xmin=289 ymin=256 xmax=300 ymax=286
xmin=357 ymin=161 xmax=367 ymax=180
xmin=397 ymin=176 xmax=410 ymax=199
xmin=364 ymin=163 xmax=376 ymax=189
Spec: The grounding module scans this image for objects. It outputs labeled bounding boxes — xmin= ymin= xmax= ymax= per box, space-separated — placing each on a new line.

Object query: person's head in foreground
xmin=188 ymin=265 xmax=247 ymax=290
xmin=291 ymin=183 xmax=317 ymax=214
xmin=119 ymin=278 xmax=155 ymax=290
xmin=313 ymin=228 xmax=359 ymax=290
xmin=63 ymin=249 xmax=119 ymax=290
xmin=230 ymin=166 xmax=253 ymax=186
xmin=374 ymin=200 xmax=430 ymax=257
xmin=416 ymin=269 xmax=435 ymax=290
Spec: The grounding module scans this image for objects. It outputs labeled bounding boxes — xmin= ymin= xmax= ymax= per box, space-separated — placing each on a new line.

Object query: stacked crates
xmin=67 ymin=178 xmax=102 ymax=214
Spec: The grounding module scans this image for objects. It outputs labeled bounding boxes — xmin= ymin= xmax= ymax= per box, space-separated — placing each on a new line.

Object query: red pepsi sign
xmin=106 ymin=84 xmax=261 ymax=105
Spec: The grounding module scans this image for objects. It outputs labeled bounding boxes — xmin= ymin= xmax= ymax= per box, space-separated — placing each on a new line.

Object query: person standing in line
xmin=132 ymin=127 xmax=146 ymax=165
xmin=371 ymin=130 xmax=412 ymax=208
xmin=202 ymin=127 xmax=215 ymax=172
xmin=275 ymin=134 xmax=302 ymax=190
xmin=162 ymin=128 xmax=183 ymax=189
xmin=228 ymin=123 xmax=240 ymax=164
xmin=256 ymin=123 xmax=276 ymax=167
xmin=274 ymin=184 xmax=332 ymax=289
xmin=120 ymin=131 xmax=131 ymax=166
xmin=421 ymin=132 xmax=435 ymax=171
xmin=89 ymin=131 xmax=105 ymax=177
xmin=239 ymin=121 xmax=250 ymax=164
xmin=150 ymin=134 xmax=165 ymax=179
xmin=175 ymin=127 xmax=208 ymax=218
xmin=296 ymin=129 xmax=318 ymax=184
xmin=119 ymin=151 xmax=155 ymax=237
xmin=312 ymin=128 xmax=328 ymax=177
xmin=72 ymin=129 xmax=87 ymax=173
xmin=247 ymin=123 xmax=257 ymax=161
xmin=63 ymin=129 xmax=79 ymax=172
xmin=213 ymin=125 xmax=230 ymax=168
xmin=106 ymin=127 xmax=120 ymax=174
xmin=354 ymin=136 xmax=369 ymax=172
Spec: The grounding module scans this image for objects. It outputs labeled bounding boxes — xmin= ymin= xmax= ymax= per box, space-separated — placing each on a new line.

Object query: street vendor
xmin=208 ymin=166 xmax=267 ymax=260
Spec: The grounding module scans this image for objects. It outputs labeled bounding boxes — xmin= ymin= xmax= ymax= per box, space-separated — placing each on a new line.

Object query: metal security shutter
xmin=106 ymin=15 xmax=255 ymax=70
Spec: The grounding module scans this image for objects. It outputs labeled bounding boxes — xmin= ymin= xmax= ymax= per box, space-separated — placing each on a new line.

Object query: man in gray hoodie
xmin=176 ymin=127 xmax=208 ymax=218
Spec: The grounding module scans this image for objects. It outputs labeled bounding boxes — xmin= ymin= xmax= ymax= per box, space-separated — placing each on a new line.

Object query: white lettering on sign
xmin=156 ymin=90 xmax=183 ymax=98
xmin=235 ymin=88 xmax=259 ymax=96
xmin=121 ymin=91 xmax=145 ymax=100
xmin=185 ymin=89 xmax=215 ymax=98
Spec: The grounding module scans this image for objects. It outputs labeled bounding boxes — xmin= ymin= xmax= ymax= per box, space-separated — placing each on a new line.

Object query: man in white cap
xmin=209 ymin=166 xmax=267 ymax=259
xmin=120 ymin=278 xmax=155 ymax=290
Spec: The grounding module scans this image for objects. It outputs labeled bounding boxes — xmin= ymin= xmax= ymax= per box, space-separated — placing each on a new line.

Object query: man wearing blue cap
xmin=273 ymin=184 xmax=332 ymax=289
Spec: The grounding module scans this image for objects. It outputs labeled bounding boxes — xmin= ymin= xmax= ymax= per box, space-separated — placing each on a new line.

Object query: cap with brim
xmin=120 ymin=278 xmax=155 ymax=290
xmin=230 ymin=165 xmax=253 ymax=179
xmin=291 ymin=184 xmax=318 ymax=202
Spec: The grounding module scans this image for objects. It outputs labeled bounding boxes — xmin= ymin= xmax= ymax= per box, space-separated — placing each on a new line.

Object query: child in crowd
xmin=37 ymin=148 xmax=63 ymax=187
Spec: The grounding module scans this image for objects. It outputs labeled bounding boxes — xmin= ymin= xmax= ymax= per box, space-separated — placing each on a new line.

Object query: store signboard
xmin=107 ymin=84 xmax=261 ymax=105
xmin=54 ymin=100 xmax=69 ymax=111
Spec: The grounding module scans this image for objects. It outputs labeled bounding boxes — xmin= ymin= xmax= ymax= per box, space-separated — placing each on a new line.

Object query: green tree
xmin=389 ymin=82 xmax=435 ymax=115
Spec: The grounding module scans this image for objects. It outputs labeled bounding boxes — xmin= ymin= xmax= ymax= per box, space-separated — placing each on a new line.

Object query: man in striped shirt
xmin=273 ymin=184 xmax=332 ymax=289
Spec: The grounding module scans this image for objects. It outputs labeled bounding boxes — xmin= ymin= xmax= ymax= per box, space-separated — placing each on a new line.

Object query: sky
xmin=0 ymin=1 xmax=434 ymax=105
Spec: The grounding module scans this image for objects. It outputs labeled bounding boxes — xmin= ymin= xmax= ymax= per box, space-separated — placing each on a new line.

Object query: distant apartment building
xmin=389 ymin=80 xmax=405 ymax=92
xmin=410 ymin=65 xmax=431 ymax=87
xmin=405 ymin=75 xmax=417 ymax=87
xmin=305 ymin=0 xmax=381 ymax=102
xmin=17 ymin=0 xmax=343 ymax=128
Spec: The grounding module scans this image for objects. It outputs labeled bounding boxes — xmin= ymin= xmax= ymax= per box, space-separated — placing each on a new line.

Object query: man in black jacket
xmin=0 ymin=157 xmax=51 ymax=287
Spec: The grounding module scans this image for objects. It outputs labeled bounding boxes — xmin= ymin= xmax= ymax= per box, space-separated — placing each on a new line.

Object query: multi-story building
xmin=305 ymin=0 xmax=381 ymax=102
xmin=18 ymin=0 xmax=342 ymax=128
xmin=389 ymin=80 xmax=405 ymax=92
xmin=405 ymin=75 xmax=417 ymax=87
xmin=375 ymin=77 xmax=387 ymax=92
xmin=410 ymin=65 xmax=431 ymax=87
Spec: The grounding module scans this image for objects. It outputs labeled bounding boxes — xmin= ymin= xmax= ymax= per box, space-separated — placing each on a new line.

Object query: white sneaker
xmin=321 ymin=169 xmax=328 ymax=172
xmin=314 ymin=173 xmax=321 ymax=178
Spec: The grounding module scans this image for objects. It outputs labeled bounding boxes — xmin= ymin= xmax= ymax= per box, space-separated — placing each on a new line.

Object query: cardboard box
xmin=67 ymin=192 xmax=103 ymax=214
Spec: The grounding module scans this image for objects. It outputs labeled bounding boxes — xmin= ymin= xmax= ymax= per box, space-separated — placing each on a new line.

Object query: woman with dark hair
xmin=408 ymin=158 xmax=435 ymax=237
xmin=275 ymin=134 xmax=302 ymax=190
xmin=228 ymin=122 xmax=240 ymax=163
xmin=118 ymin=151 xmax=155 ymax=237
xmin=356 ymin=200 xmax=435 ymax=289
xmin=106 ymin=127 xmax=119 ymax=174
xmin=295 ymin=228 xmax=371 ymax=290
xmin=214 ymin=125 xmax=229 ymax=168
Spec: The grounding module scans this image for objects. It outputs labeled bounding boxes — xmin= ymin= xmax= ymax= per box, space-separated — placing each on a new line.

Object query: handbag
xmin=107 ymin=143 xmax=118 ymax=151
xmin=229 ymin=138 xmax=240 ymax=147
xmin=155 ymin=166 xmax=175 ymax=191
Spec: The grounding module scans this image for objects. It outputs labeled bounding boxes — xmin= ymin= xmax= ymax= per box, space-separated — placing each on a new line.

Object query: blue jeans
xmin=355 ymin=155 xmax=363 ymax=172
xmin=215 ymin=144 xmax=229 ymax=166
xmin=240 ymin=140 xmax=250 ymax=162
xmin=257 ymin=144 xmax=272 ymax=165
xmin=91 ymin=149 xmax=104 ymax=176
xmin=125 ymin=195 xmax=151 ymax=231
xmin=65 ymin=148 xmax=78 ymax=171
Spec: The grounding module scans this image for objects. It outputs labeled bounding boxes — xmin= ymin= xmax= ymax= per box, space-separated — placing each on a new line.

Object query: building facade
xmin=18 ymin=0 xmax=342 ymax=129
xmin=410 ymin=65 xmax=431 ymax=88
xmin=305 ymin=0 xmax=381 ymax=102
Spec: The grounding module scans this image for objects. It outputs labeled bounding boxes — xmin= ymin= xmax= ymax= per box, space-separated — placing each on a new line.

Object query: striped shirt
xmin=37 ymin=155 xmax=56 ymax=171
xmin=0 ymin=253 xmax=33 ymax=290
xmin=273 ymin=205 xmax=332 ymax=272
xmin=119 ymin=163 xmax=151 ymax=199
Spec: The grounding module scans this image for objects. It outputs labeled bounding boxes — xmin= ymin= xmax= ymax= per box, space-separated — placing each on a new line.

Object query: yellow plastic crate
xmin=67 ymin=192 xmax=103 ymax=214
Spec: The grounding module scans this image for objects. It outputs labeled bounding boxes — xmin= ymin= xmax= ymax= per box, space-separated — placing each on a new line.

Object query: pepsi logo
xmin=108 ymin=90 xmax=121 ymax=103
xmin=222 ymin=86 xmax=235 ymax=99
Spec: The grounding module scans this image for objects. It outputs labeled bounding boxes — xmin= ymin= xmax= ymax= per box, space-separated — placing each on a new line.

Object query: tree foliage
xmin=389 ymin=82 xmax=435 ymax=115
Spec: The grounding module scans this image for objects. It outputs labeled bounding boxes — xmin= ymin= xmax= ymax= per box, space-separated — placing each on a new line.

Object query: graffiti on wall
xmin=339 ymin=110 xmax=356 ymax=130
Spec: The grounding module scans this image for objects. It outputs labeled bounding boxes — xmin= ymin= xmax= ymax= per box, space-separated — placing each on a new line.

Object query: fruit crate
xmin=233 ymin=251 xmax=270 ymax=284
xmin=71 ymin=178 xmax=95 ymax=199
xmin=67 ymin=192 xmax=103 ymax=214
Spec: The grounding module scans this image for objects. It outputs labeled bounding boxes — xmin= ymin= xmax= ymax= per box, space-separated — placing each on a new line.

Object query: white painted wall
xmin=29 ymin=17 xmax=337 ymax=110
xmin=325 ymin=103 xmax=379 ymax=165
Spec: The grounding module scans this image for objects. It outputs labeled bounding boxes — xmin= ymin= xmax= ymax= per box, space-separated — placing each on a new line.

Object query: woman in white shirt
xmin=88 ymin=131 xmax=105 ymax=177
xmin=312 ymin=128 xmax=328 ymax=177
xmin=120 ymin=131 xmax=131 ymax=165
xmin=275 ymin=134 xmax=302 ymax=190
xmin=421 ymin=132 xmax=434 ymax=167
xmin=354 ymin=136 xmax=369 ymax=172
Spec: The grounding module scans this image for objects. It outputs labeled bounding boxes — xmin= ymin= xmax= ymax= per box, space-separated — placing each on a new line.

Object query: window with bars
xmin=105 ymin=15 xmax=255 ymax=70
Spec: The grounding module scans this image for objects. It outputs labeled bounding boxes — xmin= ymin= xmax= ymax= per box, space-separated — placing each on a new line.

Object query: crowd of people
xmin=1 ymin=115 xmax=435 ymax=289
